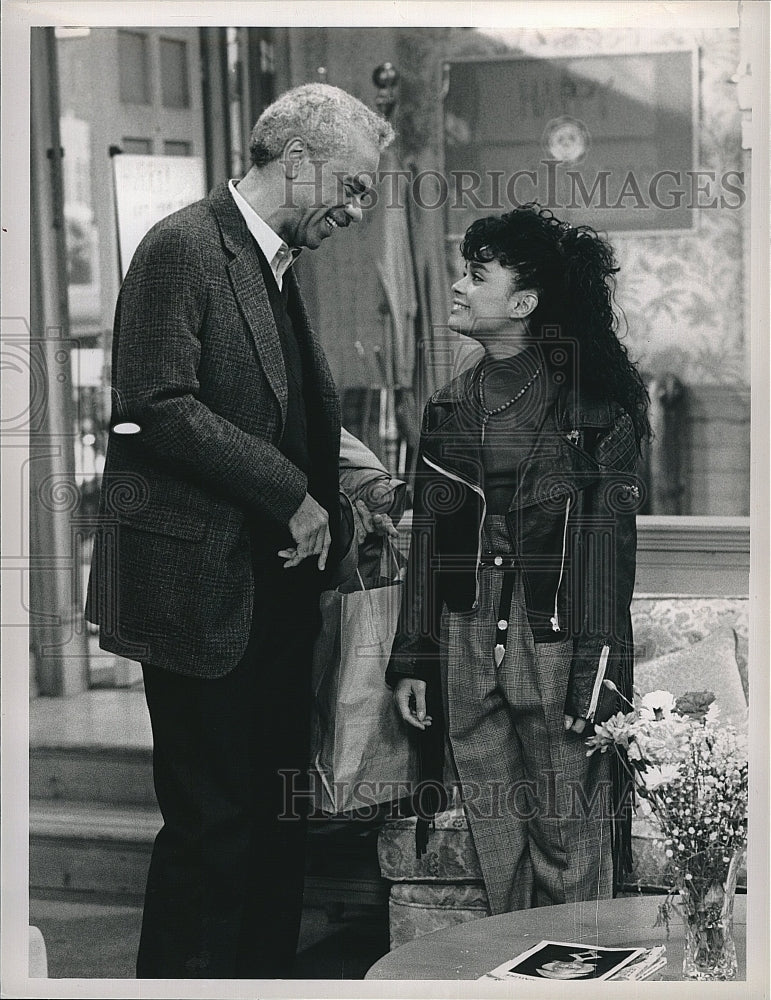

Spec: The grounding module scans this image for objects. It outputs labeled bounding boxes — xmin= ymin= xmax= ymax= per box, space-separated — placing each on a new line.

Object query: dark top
xmin=254 ymin=246 xmax=310 ymax=476
xmin=478 ymin=347 xmax=550 ymax=514
xmin=253 ymin=241 xmax=355 ymax=564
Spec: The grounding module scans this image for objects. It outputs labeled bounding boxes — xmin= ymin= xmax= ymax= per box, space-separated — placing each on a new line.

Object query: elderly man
xmin=86 ymin=84 xmax=393 ymax=979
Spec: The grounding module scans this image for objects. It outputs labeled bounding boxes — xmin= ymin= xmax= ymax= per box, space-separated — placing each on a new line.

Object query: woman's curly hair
xmin=461 ymin=204 xmax=651 ymax=449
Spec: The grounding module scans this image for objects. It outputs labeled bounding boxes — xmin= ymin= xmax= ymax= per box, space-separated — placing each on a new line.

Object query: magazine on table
xmin=612 ymin=946 xmax=667 ymax=981
xmin=479 ymin=940 xmax=667 ymax=981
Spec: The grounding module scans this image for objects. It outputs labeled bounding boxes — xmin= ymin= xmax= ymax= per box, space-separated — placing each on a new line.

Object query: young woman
xmin=387 ymin=205 xmax=649 ymax=913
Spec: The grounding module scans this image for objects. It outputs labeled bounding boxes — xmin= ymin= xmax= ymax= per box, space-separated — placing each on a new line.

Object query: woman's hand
xmin=394 ymin=678 xmax=433 ymax=731
xmin=563 ymin=714 xmax=587 ymax=734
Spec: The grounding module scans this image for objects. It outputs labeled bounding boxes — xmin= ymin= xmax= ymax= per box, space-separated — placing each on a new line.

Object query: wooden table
xmin=365 ymin=893 xmax=746 ymax=981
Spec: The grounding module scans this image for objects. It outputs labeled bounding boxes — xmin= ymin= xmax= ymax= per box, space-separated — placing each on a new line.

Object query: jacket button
xmin=494 ymin=555 xmax=503 ymax=566
xmin=497 ymin=619 xmax=508 ymax=630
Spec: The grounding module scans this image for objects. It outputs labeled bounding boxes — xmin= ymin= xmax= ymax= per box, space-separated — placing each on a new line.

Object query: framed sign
xmin=443 ymin=50 xmax=698 ymax=235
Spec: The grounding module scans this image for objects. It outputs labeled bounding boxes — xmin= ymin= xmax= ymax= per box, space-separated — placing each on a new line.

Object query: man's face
xmin=279 ymin=131 xmax=380 ymax=250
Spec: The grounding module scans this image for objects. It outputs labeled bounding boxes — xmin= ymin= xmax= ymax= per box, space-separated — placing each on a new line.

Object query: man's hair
xmin=249 ymin=83 xmax=394 ymax=168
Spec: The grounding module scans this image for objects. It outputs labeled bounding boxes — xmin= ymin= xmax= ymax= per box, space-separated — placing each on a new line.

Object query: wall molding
xmin=635 ymin=515 xmax=750 ymax=595
xmin=637 ymin=515 xmax=750 ymax=552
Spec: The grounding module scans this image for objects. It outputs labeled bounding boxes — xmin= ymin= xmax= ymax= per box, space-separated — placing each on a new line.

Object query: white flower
xmin=705 ymin=702 xmax=720 ymax=724
xmin=636 ymin=797 xmax=654 ymax=818
xmin=584 ymin=711 xmax=634 ymax=754
xmin=642 ymin=764 xmax=680 ymax=791
xmin=597 ymin=686 xmax=748 ymax=854
xmin=640 ymin=690 xmax=677 ymax=721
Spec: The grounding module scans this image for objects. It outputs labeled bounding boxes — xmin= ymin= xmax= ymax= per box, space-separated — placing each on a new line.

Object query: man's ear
xmin=282 ymin=137 xmax=306 ymax=178
xmin=508 ymin=289 xmax=539 ymax=319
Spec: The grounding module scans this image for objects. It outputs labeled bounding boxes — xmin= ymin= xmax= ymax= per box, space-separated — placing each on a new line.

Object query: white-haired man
xmin=86 ymin=84 xmax=393 ymax=978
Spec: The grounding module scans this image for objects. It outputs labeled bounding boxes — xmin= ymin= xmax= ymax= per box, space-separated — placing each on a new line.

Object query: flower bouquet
xmin=586 ymin=686 xmax=748 ymax=981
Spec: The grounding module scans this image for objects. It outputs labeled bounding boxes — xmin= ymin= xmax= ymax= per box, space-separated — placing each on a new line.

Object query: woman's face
xmin=449 ymin=257 xmax=521 ymax=342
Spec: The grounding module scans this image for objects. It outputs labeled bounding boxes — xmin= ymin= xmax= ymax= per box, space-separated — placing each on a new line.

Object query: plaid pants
xmin=440 ymin=516 xmax=613 ymax=914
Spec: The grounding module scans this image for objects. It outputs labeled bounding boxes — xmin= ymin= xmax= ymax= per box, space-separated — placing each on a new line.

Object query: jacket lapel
xmin=509 ymin=389 xmax=604 ymax=510
xmin=422 ymin=366 xmax=484 ymax=489
xmin=209 ymin=184 xmax=288 ymax=426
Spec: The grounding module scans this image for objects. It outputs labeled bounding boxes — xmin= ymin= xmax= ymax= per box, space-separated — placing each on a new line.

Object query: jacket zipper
xmin=587 ymin=642 xmax=612 ymax=722
xmin=550 ymin=496 xmax=571 ymax=632
xmin=422 ymin=454 xmax=486 ymax=610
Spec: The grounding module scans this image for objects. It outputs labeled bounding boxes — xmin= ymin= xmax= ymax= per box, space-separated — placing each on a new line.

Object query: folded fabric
xmin=339 ymin=426 xmax=409 ymax=522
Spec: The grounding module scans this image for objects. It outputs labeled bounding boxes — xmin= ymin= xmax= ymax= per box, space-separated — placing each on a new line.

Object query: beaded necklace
xmin=478 ymin=364 xmax=541 ymax=443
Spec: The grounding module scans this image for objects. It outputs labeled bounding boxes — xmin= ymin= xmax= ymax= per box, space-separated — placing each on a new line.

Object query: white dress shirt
xmin=228 ymin=178 xmax=299 ymax=290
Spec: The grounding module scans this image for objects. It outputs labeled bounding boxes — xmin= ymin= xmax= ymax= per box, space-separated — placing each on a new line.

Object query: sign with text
xmin=444 ymin=51 xmax=701 ymax=234
xmin=112 ymin=154 xmax=206 ymax=278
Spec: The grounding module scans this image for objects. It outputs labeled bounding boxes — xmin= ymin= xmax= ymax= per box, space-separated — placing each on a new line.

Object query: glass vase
xmin=678 ymin=844 xmax=745 ymax=981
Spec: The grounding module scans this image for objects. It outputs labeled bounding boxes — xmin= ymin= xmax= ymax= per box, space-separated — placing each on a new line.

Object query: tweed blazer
xmin=85 ymin=182 xmax=343 ymax=677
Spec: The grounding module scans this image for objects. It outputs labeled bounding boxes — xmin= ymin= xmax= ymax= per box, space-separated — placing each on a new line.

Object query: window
xmin=118 ymin=30 xmax=150 ymax=104
xmin=160 ymin=37 xmax=190 ymax=108
xmin=163 ymin=140 xmax=192 ymax=156
xmin=121 ymin=137 xmax=153 ymax=154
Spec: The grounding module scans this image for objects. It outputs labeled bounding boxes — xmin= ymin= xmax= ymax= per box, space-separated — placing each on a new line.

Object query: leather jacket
xmin=387 ymin=359 xmax=642 ymax=725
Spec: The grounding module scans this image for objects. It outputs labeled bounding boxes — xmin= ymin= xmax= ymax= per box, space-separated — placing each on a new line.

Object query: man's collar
xmin=227 ymin=179 xmax=301 ymax=276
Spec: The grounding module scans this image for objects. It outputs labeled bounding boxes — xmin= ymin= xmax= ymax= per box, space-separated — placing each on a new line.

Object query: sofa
xmin=376 ymin=594 xmax=749 ymax=948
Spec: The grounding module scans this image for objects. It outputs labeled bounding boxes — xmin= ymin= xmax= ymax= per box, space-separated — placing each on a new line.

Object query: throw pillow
xmin=634 ymin=626 xmax=747 ymax=728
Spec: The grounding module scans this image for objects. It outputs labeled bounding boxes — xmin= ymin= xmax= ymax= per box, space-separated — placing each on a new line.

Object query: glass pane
xmin=164 ymin=140 xmax=191 ymax=156
xmin=160 ymin=37 xmax=190 ymax=108
xmin=117 ymin=30 xmax=150 ymax=104
xmin=122 ymin=137 xmax=153 ymax=154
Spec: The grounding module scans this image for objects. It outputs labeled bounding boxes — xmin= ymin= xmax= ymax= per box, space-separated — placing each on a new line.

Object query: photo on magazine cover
xmin=483 ymin=939 xmax=644 ymax=981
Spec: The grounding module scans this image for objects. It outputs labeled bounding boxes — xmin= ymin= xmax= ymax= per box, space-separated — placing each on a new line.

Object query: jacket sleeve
xmin=385 ymin=412 xmax=442 ymax=689
xmin=111 ymin=224 xmax=308 ymax=525
xmin=328 ymin=491 xmax=360 ymax=586
xmin=565 ymin=411 xmax=641 ymax=724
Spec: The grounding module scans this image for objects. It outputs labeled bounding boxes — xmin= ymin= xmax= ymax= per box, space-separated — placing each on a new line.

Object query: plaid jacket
xmin=85 ymin=183 xmax=342 ymax=677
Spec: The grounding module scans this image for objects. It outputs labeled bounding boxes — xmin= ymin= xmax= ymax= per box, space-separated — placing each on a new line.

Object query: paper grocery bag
xmin=310 ymin=568 xmax=418 ymax=815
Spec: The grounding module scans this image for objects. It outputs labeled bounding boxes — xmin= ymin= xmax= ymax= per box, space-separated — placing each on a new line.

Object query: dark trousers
xmin=136 ymin=557 xmax=320 ymax=978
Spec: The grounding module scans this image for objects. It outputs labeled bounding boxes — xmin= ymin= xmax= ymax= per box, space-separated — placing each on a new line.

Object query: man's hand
xmin=563 ymin=714 xmax=587 ymax=734
xmin=394 ymin=678 xmax=432 ymax=731
xmin=352 ymin=498 xmax=399 ymax=545
xmin=279 ymin=493 xmax=331 ymax=570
